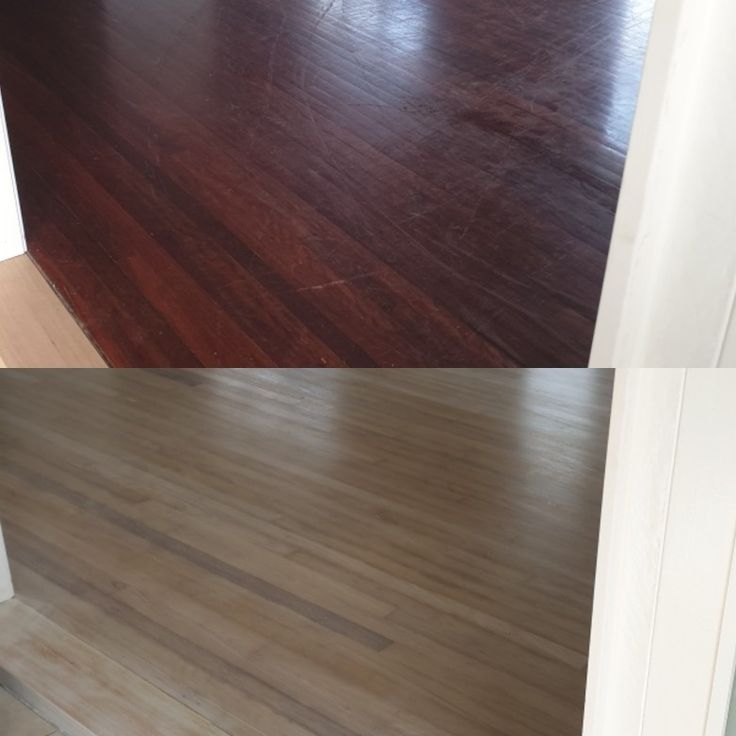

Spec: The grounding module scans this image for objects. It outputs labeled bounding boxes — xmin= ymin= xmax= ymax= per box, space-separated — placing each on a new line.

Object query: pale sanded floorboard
xmin=0 ymin=370 xmax=613 ymax=736
xmin=0 ymin=255 xmax=105 ymax=367
xmin=0 ymin=599 xmax=234 ymax=736
xmin=0 ymin=684 xmax=57 ymax=736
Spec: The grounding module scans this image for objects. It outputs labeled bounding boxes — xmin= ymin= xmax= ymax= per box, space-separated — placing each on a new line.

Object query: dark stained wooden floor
xmin=0 ymin=0 xmax=653 ymax=367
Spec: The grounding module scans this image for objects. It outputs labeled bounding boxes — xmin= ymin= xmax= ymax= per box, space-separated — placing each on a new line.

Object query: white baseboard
xmin=0 ymin=88 xmax=26 ymax=263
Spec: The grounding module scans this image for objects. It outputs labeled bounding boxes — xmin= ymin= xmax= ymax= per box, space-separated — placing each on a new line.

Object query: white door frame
xmin=0 ymin=522 xmax=13 ymax=603
xmin=583 ymin=369 xmax=736 ymax=735
xmin=589 ymin=0 xmax=736 ymax=367
xmin=0 ymin=88 xmax=26 ymax=263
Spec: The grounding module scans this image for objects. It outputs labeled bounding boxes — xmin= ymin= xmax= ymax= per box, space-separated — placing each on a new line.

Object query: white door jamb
xmin=583 ymin=369 xmax=736 ymax=735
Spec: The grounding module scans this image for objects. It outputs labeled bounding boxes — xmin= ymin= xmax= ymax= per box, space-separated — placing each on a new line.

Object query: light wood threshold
xmin=0 ymin=369 xmax=613 ymax=736
xmin=0 ymin=254 xmax=105 ymax=367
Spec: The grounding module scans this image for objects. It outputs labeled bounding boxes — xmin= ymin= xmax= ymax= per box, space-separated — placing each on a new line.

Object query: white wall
xmin=0 ymin=88 xmax=26 ymax=262
xmin=590 ymin=0 xmax=736 ymax=367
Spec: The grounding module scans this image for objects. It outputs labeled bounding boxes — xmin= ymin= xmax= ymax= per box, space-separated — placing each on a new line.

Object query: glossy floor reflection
xmin=0 ymin=0 xmax=654 ymax=366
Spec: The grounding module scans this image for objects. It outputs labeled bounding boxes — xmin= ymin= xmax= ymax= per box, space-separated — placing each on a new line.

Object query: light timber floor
xmin=0 ymin=685 xmax=57 ymax=736
xmin=0 ymin=255 xmax=105 ymax=368
xmin=0 ymin=369 xmax=613 ymax=736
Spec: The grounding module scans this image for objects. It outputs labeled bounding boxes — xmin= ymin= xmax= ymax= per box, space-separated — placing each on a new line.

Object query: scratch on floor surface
xmin=293 ymin=272 xmax=377 ymax=292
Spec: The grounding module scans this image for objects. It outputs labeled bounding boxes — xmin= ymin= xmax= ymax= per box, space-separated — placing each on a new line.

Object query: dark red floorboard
xmin=0 ymin=0 xmax=653 ymax=366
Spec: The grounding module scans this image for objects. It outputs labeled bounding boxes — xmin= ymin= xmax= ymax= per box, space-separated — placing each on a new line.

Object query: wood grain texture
xmin=0 ymin=255 xmax=105 ymax=368
xmin=0 ymin=685 xmax=57 ymax=736
xmin=0 ymin=0 xmax=653 ymax=366
xmin=0 ymin=600 xmax=235 ymax=736
xmin=0 ymin=369 xmax=613 ymax=736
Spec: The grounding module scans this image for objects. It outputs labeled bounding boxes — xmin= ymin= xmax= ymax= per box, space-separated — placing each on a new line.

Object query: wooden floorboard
xmin=0 ymin=600 xmax=234 ymax=736
xmin=0 ymin=255 xmax=106 ymax=368
xmin=0 ymin=682 xmax=57 ymax=736
xmin=0 ymin=369 xmax=612 ymax=735
xmin=0 ymin=0 xmax=653 ymax=366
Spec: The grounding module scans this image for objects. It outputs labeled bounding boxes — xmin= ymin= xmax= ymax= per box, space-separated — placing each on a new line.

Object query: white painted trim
xmin=590 ymin=0 xmax=736 ymax=367
xmin=0 ymin=87 xmax=26 ymax=262
xmin=642 ymin=370 xmax=736 ymax=734
xmin=582 ymin=369 xmax=686 ymax=736
xmin=0 ymin=522 xmax=13 ymax=603
xmin=584 ymin=369 xmax=736 ymax=735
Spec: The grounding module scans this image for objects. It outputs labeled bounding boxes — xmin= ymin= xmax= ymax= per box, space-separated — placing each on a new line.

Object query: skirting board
xmin=0 ymin=88 xmax=26 ymax=262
